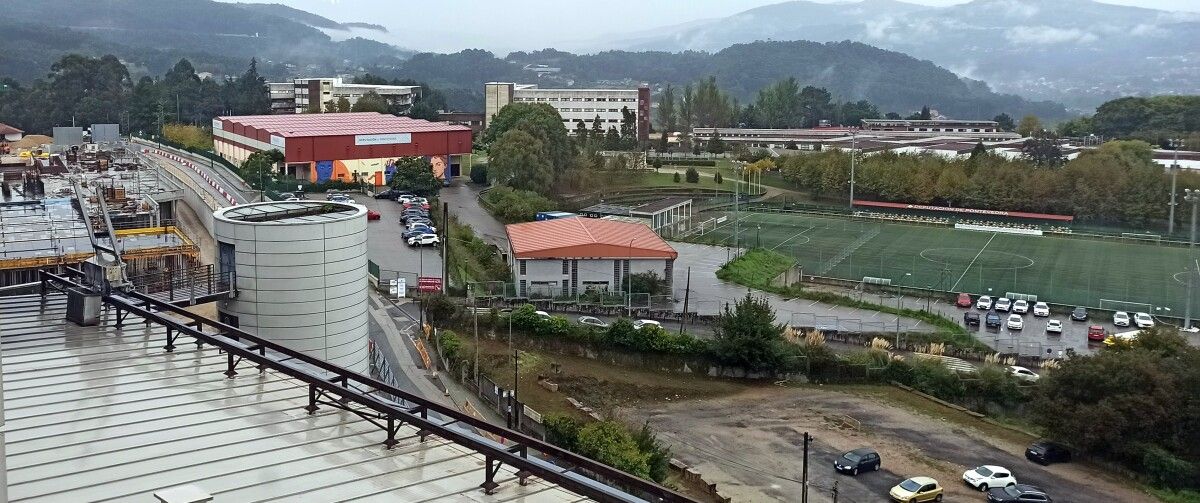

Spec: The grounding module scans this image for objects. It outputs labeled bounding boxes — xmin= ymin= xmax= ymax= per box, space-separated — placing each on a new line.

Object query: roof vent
xmin=153 ymin=485 xmax=212 ymax=503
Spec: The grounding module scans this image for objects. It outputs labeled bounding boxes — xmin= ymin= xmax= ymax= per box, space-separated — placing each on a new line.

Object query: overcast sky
xmin=226 ymin=0 xmax=1200 ymax=53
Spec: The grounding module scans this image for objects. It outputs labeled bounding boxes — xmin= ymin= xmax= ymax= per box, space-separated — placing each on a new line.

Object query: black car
xmin=832 ymin=447 xmax=880 ymax=475
xmin=1070 ymin=306 xmax=1088 ymax=321
xmin=1025 ymin=440 xmax=1071 ymax=465
xmin=400 ymin=212 xmax=429 ymax=223
xmin=985 ymin=312 xmax=1002 ymax=328
xmin=374 ymin=189 xmax=395 ymax=199
xmin=987 ymin=484 xmax=1052 ymax=503
xmin=964 ymin=311 xmax=981 ymax=326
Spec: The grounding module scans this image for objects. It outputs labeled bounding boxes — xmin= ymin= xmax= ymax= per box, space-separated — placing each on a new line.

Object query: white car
xmin=578 ymin=315 xmax=608 ymax=328
xmin=1134 ymin=312 xmax=1155 ymax=328
xmin=406 ymin=222 xmax=437 ymax=233
xmin=632 ymin=319 xmax=662 ymax=330
xmin=406 ymin=233 xmax=440 ymax=246
xmin=1045 ymin=319 xmax=1063 ymax=333
xmin=995 ymin=297 xmax=1012 ymax=312
xmin=1113 ymin=311 xmax=1130 ymax=327
xmin=976 ymin=295 xmax=993 ymax=310
xmin=1006 ymin=314 xmax=1023 ymax=330
xmin=1009 ymin=365 xmax=1040 ymax=382
xmin=962 ymin=465 xmax=1017 ymax=491
xmin=535 ymin=310 xmax=551 ymax=318
xmin=1032 ymin=302 xmax=1050 ymax=317
xmin=1012 ymin=299 xmax=1029 ymax=314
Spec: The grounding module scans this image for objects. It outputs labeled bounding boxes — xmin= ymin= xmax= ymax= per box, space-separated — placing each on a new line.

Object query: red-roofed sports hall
xmin=213 ymin=112 xmax=472 ymax=185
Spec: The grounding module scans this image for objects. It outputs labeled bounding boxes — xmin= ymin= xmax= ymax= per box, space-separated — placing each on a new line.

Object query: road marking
xmin=950 ymin=232 xmax=997 ymax=292
xmin=771 ymin=225 xmax=815 ymax=251
xmin=808 ymin=300 xmax=820 ymax=307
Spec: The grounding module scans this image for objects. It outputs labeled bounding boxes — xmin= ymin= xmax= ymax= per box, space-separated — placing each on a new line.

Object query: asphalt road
xmin=348 ymin=193 xmax=444 ymax=291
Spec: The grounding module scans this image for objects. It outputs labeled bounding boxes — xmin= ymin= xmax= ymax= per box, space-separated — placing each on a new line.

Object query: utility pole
xmin=511 ymin=348 xmax=519 ymax=430
xmin=849 ymin=131 xmax=857 ymax=208
xmin=801 ymin=432 xmax=812 ymax=503
xmin=626 ymin=238 xmax=636 ymax=319
xmin=1185 ymin=190 xmax=1200 ymax=329
xmin=1169 ymin=138 xmax=1183 ymax=234
xmin=441 ymin=201 xmax=449 ymax=294
xmin=680 ymin=267 xmax=691 ymax=335
xmin=832 ymin=481 xmax=839 ymax=503
xmin=472 ymin=284 xmax=479 ymax=385
xmin=734 ymin=165 xmax=740 ymax=257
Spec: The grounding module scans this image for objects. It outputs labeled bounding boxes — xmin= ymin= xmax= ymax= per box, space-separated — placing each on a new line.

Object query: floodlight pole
xmin=849 ymin=131 xmax=857 ymax=208
xmin=1185 ymin=190 xmax=1199 ymax=329
xmin=627 ymin=239 xmax=636 ymax=319
xmin=1168 ymin=139 xmax=1182 ymax=234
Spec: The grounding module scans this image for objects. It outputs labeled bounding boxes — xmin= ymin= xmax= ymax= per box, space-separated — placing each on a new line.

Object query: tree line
xmin=780 ymin=140 xmax=1197 ymax=226
xmin=1057 ymin=95 xmax=1200 ymax=147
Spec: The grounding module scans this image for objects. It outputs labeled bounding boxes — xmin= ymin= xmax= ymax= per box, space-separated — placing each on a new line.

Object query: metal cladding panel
xmin=90 ymin=123 xmax=120 ymax=142
xmin=257 ymin=127 xmax=270 ymax=143
xmin=271 ymin=130 xmax=473 ymax=163
xmin=287 ymin=137 xmax=314 ymax=163
xmin=312 ymin=136 xmax=345 ymax=161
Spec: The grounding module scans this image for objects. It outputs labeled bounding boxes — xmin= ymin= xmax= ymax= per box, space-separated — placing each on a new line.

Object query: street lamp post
xmin=1168 ymin=138 xmax=1183 ymax=235
xmin=895 ymin=272 xmax=912 ymax=347
xmin=849 ymin=131 xmax=857 ymax=208
xmin=1184 ymin=190 xmax=1200 ymax=329
xmin=626 ymin=238 xmax=636 ymax=319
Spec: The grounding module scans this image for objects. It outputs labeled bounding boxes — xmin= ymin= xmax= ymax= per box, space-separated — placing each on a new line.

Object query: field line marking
xmin=950 ymin=232 xmax=997 ymax=292
xmin=771 ymin=225 xmax=816 ymax=251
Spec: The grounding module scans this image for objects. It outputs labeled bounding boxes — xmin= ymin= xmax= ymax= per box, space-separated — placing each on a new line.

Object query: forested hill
xmin=398 ymin=41 xmax=1067 ymax=120
xmin=0 ymin=0 xmax=407 ymax=82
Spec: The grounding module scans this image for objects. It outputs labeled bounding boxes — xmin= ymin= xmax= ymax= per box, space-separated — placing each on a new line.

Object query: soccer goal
xmin=694 ymin=217 xmax=717 ymax=235
xmin=1099 ymin=299 xmax=1154 ymax=313
xmin=1005 ymin=292 xmax=1038 ymax=302
xmin=1121 ymin=232 xmax=1161 ymax=244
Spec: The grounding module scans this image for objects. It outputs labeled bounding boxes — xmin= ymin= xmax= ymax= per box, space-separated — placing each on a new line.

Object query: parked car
xmin=278 ymin=192 xmax=295 ymax=200
xmin=976 ymin=295 xmax=994 ymax=310
xmin=1070 ymin=306 xmax=1088 ymax=321
xmin=963 ymin=465 xmax=1017 ymax=491
xmin=285 ymin=196 xmax=301 ymax=202
xmin=1009 ymin=365 xmax=1040 ymax=382
xmin=330 ymin=195 xmax=352 ymax=203
xmin=407 ymin=233 xmax=440 ymax=247
xmin=964 ymin=312 xmax=981 ymax=326
xmin=395 ymin=194 xmax=417 ymax=203
xmin=401 ymin=228 xmax=427 ymax=240
xmin=1012 ymin=299 xmax=1029 ymax=314
xmin=374 ymin=189 xmax=395 ymax=199
xmin=406 ymin=222 xmax=437 ymax=233
xmin=578 ymin=316 xmax=608 ymax=328
xmin=995 ymin=297 xmax=1012 ymax=312
xmin=1087 ymin=325 xmax=1106 ymax=341
xmin=833 ymin=447 xmax=881 ymax=475
xmin=985 ymin=312 xmax=1002 ymax=328
xmin=889 ymin=476 xmax=943 ymax=502
xmin=406 ymin=218 xmax=434 ymax=228
xmin=1032 ymin=302 xmax=1050 ymax=317
xmin=632 ymin=319 xmax=662 ymax=330
xmin=987 ymin=484 xmax=1052 ymax=503
xmin=407 ymin=225 xmax=435 ymax=236
xmin=1007 ymin=314 xmax=1024 ymax=330
xmin=956 ymin=293 xmax=973 ymax=308
xmin=1025 ymin=440 xmax=1071 ymax=465
xmin=535 ymin=310 xmax=551 ymax=318
xmin=1045 ymin=319 xmax=1062 ymax=334
xmin=1134 ymin=312 xmax=1154 ymax=328
xmin=366 ymin=209 xmax=381 ymax=221
xmin=1113 ymin=311 xmax=1131 ymax=327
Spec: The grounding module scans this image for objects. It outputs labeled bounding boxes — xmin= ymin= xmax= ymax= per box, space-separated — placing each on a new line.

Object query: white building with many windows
xmin=269 ymin=77 xmax=420 ymax=114
xmin=484 ymin=82 xmax=650 ymax=141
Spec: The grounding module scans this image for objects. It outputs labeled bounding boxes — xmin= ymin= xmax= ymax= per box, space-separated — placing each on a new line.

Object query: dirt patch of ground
xmin=621 ymin=385 xmax=1157 ymax=503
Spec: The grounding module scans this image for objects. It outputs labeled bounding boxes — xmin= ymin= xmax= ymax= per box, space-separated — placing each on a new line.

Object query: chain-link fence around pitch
xmin=682 ymin=208 xmax=1199 ymax=317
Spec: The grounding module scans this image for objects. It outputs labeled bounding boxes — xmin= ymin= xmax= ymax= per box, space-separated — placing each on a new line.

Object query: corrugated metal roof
xmin=0 ymin=293 xmax=591 ymax=503
xmin=218 ymin=113 xmax=471 ymax=138
xmin=506 ymin=218 xmax=677 ymax=260
xmin=0 ymin=123 xmax=23 ymax=135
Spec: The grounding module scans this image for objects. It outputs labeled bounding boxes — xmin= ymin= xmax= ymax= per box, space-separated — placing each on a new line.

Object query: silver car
xmin=578 ymin=316 xmax=609 ymax=328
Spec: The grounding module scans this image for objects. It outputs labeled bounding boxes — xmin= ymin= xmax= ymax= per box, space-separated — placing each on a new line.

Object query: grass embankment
xmin=716 ymin=248 xmax=984 ymax=351
xmin=446 ymin=218 xmax=509 ymax=285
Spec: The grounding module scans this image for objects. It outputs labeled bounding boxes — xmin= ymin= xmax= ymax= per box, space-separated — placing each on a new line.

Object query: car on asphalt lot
xmin=833 ymin=447 xmax=881 ymax=476
xmin=995 ymin=297 xmax=1012 ymax=312
xmin=535 ymin=310 xmax=551 ymax=318
xmin=1009 ymin=365 xmax=1040 ymax=382
xmin=406 ymin=224 xmax=435 ymax=236
xmin=987 ymin=484 xmax=1052 ymax=503
xmin=406 ymin=222 xmax=437 ymax=233
xmin=889 ymin=476 xmax=943 ymax=502
xmin=406 ymin=233 xmax=440 ymax=247
xmin=1012 ymin=299 xmax=1029 ymax=314
xmin=401 ymin=228 xmax=428 ymax=240
xmin=405 ymin=217 xmax=434 ymax=227
xmin=964 ymin=311 xmax=981 ymax=326
xmin=1070 ymin=306 xmax=1088 ymax=321
xmin=285 ymin=196 xmax=301 ymax=201
xmin=632 ymin=319 xmax=662 ymax=330
xmin=1025 ymin=440 xmax=1071 ymax=465
xmin=976 ymin=295 xmax=994 ymax=310
xmin=1007 ymin=314 xmax=1024 ymax=330
xmin=1134 ymin=312 xmax=1154 ymax=328
xmin=1113 ymin=311 xmax=1131 ymax=327
xmin=366 ymin=209 xmax=381 ymax=221
xmin=1087 ymin=325 xmax=1106 ymax=341
xmin=986 ymin=312 xmax=1002 ymax=328
xmin=1045 ymin=319 xmax=1062 ymax=334
xmin=373 ymin=189 xmax=395 ymax=199
xmin=578 ymin=316 xmax=608 ymax=328
xmin=1032 ymin=302 xmax=1050 ymax=317
xmin=956 ymin=293 xmax=973 ymax=308
xmin=330 ymin=195 xmax=352 ymax=203
xmin=395 ymin=194 xmax=417 ymax=203
xmin=278 ymin=192 xmax=295 ymax=200
xmin=963 ymin=465 xmax=1017 ymax=492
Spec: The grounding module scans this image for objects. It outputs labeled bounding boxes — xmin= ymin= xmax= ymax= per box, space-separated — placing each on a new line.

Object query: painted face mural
xmin=429 ymin=155 xmax=447 ymax=180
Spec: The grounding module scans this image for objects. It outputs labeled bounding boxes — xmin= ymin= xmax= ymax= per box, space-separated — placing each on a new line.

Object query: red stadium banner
xmin=852 ymin=199 xmax=1074 ymax=222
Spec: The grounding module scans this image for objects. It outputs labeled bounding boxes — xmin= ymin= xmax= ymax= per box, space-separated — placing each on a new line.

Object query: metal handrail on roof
xmin=38 ymin=269 xmax=696 ymax=503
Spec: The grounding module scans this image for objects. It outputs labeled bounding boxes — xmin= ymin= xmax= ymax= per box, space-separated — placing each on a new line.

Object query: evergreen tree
xmin=919 ymin=105 xmax=932 ymax=120
xmin=657 ymin=85 xmax=677 ymax=135
xmin=573 ymin=120 xmax=589 ymax=143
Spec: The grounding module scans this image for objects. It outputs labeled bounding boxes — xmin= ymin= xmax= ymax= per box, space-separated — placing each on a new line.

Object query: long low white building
xmin=505 ymin=217 xmax=677 ymax=299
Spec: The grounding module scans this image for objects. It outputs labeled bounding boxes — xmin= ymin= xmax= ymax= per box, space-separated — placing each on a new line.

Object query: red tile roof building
xmin=212 ymin=112 xmax=471 ymax=185
xmin=505 ymin=218 xmax=677 ymax=298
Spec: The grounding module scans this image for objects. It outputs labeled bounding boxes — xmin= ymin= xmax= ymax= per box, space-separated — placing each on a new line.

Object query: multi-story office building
xmin=268 ymin=77 xmax=420 ymax=114
xmin=484 ymin=82 xmax=650 ymax=141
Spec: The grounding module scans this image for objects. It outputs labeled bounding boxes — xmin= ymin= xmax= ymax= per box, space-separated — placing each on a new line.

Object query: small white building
xmin=0 ymin=123 xmax=23 ymax=143
xmin=505 ymin=218 xmax=677 ymax=299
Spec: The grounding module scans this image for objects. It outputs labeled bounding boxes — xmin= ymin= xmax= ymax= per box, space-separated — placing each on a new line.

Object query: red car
xmin=366 ymin=209 xmax=381 ymax=221
xmin=956 ymin=293 xmax=972 ymax=308
xmin=1087 ymin=325 xmax=1105 ymax=341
